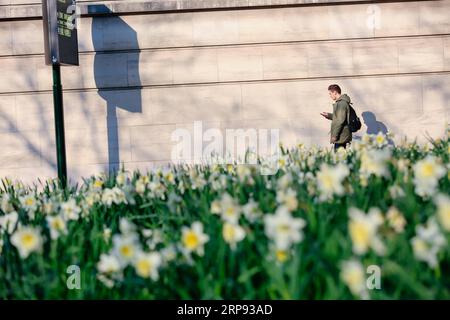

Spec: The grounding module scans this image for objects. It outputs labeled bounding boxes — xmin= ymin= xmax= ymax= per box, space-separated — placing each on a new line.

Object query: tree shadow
xmin=91 ymin=4 xmax=142 ymax=174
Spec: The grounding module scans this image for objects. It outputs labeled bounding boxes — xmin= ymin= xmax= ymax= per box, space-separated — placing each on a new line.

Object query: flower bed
xmin=0 ymin=129 xmax=449 ymax=299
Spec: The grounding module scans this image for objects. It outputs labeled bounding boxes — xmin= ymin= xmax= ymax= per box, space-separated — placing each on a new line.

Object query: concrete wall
xmin=0 ymin=0 xmax=449 ymax=183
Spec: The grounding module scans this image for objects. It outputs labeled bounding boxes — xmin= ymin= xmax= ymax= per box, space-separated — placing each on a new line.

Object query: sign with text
xmin=42 ymin=0 xmax=79 ymax=66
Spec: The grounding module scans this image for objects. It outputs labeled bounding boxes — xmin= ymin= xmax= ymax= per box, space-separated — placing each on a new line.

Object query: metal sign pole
xmin=42 ymin=0 xmax=79 ymax=187
xmin=52 ymin=63 xmax=68 ymax=187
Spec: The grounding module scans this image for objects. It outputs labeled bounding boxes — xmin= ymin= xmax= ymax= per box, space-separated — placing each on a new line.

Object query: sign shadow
xmin=91 ymin=5 xmax=142 ymax=174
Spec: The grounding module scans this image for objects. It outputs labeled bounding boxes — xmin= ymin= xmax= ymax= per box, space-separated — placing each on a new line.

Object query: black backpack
xmin=347 ymin=103 xmax=362 ymax=133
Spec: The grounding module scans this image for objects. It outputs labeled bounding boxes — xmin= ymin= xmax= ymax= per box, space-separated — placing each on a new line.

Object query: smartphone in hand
xmin=320 ymin=112 xmax=331 ymax=120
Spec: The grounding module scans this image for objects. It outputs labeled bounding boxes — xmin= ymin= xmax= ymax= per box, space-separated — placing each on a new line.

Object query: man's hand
xmin=320 ymin=112 xmax=331 ymax=120
xmin=330 ymin=136 xmax=337 ymax=143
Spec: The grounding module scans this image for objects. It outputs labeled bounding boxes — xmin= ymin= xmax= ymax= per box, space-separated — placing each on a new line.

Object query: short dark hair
xmin=328 ymin=84 xmax=341 ymax=94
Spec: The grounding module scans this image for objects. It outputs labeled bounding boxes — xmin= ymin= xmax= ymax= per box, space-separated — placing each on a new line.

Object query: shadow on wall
xmin=91 ymin=5 xmax=142 ymax=174
xmin=361 ymin=111 xmax=388 ymax=135
xmin=353 ymin=110 xmax=394 ymax=146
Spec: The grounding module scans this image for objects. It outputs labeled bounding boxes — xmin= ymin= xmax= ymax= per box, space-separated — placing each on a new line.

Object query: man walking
xmin=320 ymin=84 xmax=352 ymax=151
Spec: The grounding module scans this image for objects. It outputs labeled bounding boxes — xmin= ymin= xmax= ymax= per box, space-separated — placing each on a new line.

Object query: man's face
xmin=328 ymin=90 xmax=339 ymax=101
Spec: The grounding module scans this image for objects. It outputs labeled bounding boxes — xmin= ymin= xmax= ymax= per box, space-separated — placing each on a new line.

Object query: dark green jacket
xmin=327 ymin=94 xmax=352 ymax=144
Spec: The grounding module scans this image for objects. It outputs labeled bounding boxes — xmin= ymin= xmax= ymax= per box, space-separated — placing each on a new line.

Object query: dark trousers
xmin=334 ymin=142 xmax=349 ymax=152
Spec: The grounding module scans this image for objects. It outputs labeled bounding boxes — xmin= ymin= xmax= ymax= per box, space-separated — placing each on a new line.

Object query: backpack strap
xmin=346 ymin=102 xmax=351 ymax=126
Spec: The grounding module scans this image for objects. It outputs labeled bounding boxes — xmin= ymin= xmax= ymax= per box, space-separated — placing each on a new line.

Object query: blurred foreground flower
xmin=413 ymin=156 xmax=445 ymax=198
xmin=315 ymin=163 xmax=349 ymax=201
xmin=181 ymin=221 xmax=209 ymax=257
xmin=11 ymin=226 xmax=43 ymax=259
xmin=340 ymin=259 xmax=369 ymax=299
xmin=348 ymin=207 xmax=385 ymax=255
xmin=411 ymin=218 xmax=446 ymax=268
xmin=264 ymin=206 xmax=306 ymax=251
